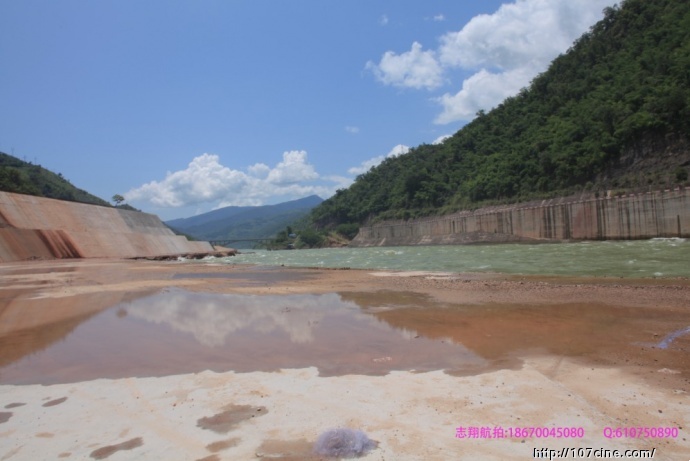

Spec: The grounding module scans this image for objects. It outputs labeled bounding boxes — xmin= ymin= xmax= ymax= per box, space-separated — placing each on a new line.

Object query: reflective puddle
xmin=0 ymin=289 xmax=487 ymax=384
xmin=1 ymin=288 xmax=688 ymax=385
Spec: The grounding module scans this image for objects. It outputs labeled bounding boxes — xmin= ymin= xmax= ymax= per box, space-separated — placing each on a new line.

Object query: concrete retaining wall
xmin=0 ymin=191 xmax=213 ymax=261
xmin=351 ymin=187 xmax=690 ymax=247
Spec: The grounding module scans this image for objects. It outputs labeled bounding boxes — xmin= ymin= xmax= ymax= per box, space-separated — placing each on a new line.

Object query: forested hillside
xmin=312 ymin=0 xmax=690 ymax=228
xmin=0 ymin=152 xmax=110 ymax=206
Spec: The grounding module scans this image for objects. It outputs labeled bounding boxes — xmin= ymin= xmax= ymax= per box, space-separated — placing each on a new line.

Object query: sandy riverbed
xmin=0 ymin=259 xmax=688 ymax=460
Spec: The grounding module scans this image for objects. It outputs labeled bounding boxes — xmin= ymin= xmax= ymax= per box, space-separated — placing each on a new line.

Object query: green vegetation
xmin=262 ymin=226 xmax=323 ymax=250
xmin=297 ymin=229 xmax=324 ymax=248
xmin=311 ymin=0 xmax=690 ymax=229
xmin=259 ymin=224 xmax=358 ymax=249
xmin=335 ymin=222 xmax=360 ymax=240
xmin=166 ymin=224 xmax=199 ymax=242
xmin=112 ymin=194 xmax=125 ymax=206
xmin=116 ymin=203 xmax=141 ymax=212
xmin=0 ymin=152 xmax=110 ymax=206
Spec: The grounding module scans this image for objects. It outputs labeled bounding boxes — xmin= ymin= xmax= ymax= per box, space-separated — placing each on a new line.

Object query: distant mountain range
xmin=166 ymin=195 xmax=323 ymax=245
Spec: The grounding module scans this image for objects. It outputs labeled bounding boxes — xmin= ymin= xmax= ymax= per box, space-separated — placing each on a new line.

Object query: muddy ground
xmin=0 ymin=259 xmax=688 ymax=460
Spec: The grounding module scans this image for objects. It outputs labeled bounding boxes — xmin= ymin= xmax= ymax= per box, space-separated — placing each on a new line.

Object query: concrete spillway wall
xmin=0 ymin=191 xmax=213 ymax=262
xmin=351 ymin=187 xmax=690 ymax=247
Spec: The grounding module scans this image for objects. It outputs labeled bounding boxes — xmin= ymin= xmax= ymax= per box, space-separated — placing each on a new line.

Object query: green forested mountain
xmin=0 ymin=152 xmax=110 ymax=206
xmin=312 ymin=0 xmax=690 ymax=228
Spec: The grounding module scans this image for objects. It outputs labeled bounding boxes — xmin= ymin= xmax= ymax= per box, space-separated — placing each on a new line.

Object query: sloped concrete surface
xmin=0 ymin=192 xmax=212 ymax=261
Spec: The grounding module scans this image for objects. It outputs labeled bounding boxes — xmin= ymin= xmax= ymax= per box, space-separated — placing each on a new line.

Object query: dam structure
xmin=0 ymin=191 xmax=213 ymax=262
xmin=351 ymin=187 xmax=690 ymax=247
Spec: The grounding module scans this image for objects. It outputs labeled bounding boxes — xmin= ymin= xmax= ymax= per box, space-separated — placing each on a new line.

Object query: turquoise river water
xmin=204 ymin=238 xmax=690 ymax=278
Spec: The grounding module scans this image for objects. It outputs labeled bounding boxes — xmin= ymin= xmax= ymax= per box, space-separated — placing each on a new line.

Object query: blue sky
xmin=0 ymin=0 xmax=615 ymax=220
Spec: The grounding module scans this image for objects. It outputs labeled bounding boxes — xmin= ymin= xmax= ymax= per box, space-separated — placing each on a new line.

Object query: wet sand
xmin=0 ymin=259 xmax=689 ymax=460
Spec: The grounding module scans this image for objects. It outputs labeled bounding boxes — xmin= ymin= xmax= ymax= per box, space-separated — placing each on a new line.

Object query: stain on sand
xmin=205 ymin=437 xmax=240 ymax=453
xmin=4 ymin=402 xmax=26 ymax=409
xmin=0 ymin=411 xmax=12 ymax=423
xmin=43 ymin=396 xmax=67 ymax=407
xmin=195 ymin=455 xmax=220 ymax=461
xmin=255 ymin=438 xmax=321 ymax=461
xmin=197 ymin=404 xmax=267 ymax=434
xmin=89 ymin=437 xmax=144 ymax=459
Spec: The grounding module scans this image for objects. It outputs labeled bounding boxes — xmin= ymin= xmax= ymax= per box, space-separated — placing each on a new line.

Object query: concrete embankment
xmin=0 ymin=191 xmax=213 ymax=261
xmin=351 ymin=187 xmax=690 ymax=247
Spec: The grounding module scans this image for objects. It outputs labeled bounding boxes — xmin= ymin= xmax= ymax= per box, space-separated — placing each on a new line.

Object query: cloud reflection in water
xmin=127 ymin=290 xmax=379 ymax=347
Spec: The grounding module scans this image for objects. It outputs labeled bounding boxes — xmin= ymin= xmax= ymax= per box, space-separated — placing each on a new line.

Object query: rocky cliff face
xmin=598 ymin=133 xmax=690 ymax=192
xmin=0 ymin=192 xmax=213 ymax=262
xmin=351 ymin=187 xmax=690 ymax=247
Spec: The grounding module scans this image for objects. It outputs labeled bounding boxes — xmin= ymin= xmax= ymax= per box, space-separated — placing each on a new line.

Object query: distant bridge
xmin=209 ymin=238 xmax=273 ymax=247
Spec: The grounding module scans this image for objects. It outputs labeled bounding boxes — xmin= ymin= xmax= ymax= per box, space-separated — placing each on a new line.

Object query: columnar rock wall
xmin=351 ymin=187 xmax=690 ymax=247
xmin=0 ymin=191 xmax=213 ymax=261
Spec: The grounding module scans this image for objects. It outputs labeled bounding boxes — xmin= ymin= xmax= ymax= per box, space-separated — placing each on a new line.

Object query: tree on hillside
xmin=112 ymin=194 xmax=125 ymax=207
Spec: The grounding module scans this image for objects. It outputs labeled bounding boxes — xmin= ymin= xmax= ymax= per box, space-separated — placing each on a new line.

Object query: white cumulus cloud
xmin=248 ymin=162 xmax=270 ymax=177
xmin=366 ymin=42 xmax=444 ymax=90
xmin=432 ymin=134 xmax=452 ymax=145
xmin=368 ymin=0 xmax=616 ymax=123
xmin=124 ymin=153 xmax=249 ymax=207
xmin=435 ymin=67 xmax=536 ymax=124
xmin=348 ymin=144 xmax=411 ymax=176
xmin=266 ymin=150 xmax=319 ymax=185
xmin=125 ymin=151 xmax=335 ymax=209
